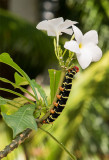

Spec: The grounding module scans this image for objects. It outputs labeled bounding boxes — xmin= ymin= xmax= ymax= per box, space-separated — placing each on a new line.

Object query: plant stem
xmin=40 ymin=127 xmax=77 ymax=160
xmin=0 ymin=128 xmax=32 ymax=159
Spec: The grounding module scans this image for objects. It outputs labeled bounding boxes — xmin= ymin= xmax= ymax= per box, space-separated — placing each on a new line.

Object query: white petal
xmin=87 ymin=44 xmax=102 ymax=62
xmin=48 ymin=17 xmax=64 ymax=26
xmin=58 ymin=20 xmax=78 ymax=32
xmin=36 ymin=20 xmax=48 ymax=30
xmin=62 ymin=28 xmax=73 ymax=35
xmin=72 ymin=25 xmax=83 ymax=44
xmin=36 ymin=18 xmax=64 ymax=35
xmin=47 ymin=29 xmax=56 ymax=36
xmin=77 ymin=43 xmax=102 ymax=69
xmin=82 ymin=30 xmax=98 ymax=45
xmin=64 ymin=40 xmax=80 ymax=54
xmin=76 ymin=51 xmax=92 ymax=69
xmin=47 ymin=24 xmax=57 ymax=36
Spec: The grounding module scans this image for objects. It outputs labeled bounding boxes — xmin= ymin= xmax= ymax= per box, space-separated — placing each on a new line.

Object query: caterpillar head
xmin=73 ymin=66 xmax=79 ymax=72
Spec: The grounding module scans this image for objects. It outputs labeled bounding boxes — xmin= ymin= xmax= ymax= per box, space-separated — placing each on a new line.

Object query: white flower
xmin=36 ymin=17 xmax=77 ymax=46
xmin=64 ymin=26 xmax=102 ymax=69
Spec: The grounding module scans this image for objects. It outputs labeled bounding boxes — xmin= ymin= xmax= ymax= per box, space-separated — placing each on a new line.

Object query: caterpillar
xmin=42 ymin=66 xmax=79 ymax=124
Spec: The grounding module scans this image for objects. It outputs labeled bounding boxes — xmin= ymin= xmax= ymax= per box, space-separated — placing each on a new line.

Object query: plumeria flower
xmin=36 ymin=17 xmax=77 ymax=46
xmin=64 ymin=26 xmax=102 ymax=69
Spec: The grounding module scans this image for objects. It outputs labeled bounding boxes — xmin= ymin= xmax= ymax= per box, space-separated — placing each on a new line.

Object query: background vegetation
xmin=0 ymin=0 xmax=109 ymax=159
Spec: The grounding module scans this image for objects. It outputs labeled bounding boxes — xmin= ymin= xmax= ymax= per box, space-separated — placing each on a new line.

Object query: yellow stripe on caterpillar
xmin=49 ymin=115 xmax=57 ymax=120
xmin=63 ymin=82 xmax=72 ymax=85
xmin=64 ymin=88 xmax=71 ymax=91
xmin=65 ymin=76 xmax=73 ymax=79
xmin=59 ymin=104 xmax=66 ymax=107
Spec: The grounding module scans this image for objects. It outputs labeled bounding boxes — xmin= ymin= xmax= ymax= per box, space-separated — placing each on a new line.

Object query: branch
xmin=0 ymin=123 xmax=77 ymax=160
xmin=0 ymin=128 xmax=32 ymax=159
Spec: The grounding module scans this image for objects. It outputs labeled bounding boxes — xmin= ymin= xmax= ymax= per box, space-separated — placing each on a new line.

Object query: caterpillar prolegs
xmin=42 ymin=66 xmax=79 ymax=124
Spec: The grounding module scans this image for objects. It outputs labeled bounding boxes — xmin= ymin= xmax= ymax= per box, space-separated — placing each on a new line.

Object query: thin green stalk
xmin=62 ymin=49 xmax=67 ymax=57
xmin=0 ymin=77 xmax=36 ymax=100
xmin=71 ymin=34 xmax=75 ymax=40
xmin=54 ymin=38 xmax=58 ymax=60
xmin=0 ymin=88 xmax=34 ymax=104
xmin=40 ymin=128 xmax=77 ymax=160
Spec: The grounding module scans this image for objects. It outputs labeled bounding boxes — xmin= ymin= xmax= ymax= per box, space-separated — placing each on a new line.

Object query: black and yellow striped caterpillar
xmin=42 ymin=66 xmax=79 ymax=124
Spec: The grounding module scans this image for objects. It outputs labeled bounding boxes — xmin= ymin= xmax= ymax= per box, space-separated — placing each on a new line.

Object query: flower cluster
xmin=36 ymin=17 xmax=102 ymax=69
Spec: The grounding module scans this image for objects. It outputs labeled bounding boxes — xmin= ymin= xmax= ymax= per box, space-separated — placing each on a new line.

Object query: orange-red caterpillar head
xmin=74 ymin=66 xmax=79 ymax=72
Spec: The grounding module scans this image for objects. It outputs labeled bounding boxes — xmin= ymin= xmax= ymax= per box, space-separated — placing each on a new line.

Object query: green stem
xmin=0 ymin=88 xmax=34 ymax=104
xmin=40 ymin=128 xmax=77 ymax=160
xmin=62 ymin=49 xmax=67 ymax=57
xmin=0 ymin=77 xmax=36 ymax=100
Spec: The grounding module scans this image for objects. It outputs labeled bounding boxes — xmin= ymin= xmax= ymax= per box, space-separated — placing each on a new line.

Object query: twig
xmin=0 ymin=124 xmax=77 ymax=160
xmin=0 ymin=128 xmax=32 ymax=159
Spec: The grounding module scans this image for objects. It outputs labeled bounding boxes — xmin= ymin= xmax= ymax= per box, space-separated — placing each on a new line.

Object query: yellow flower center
xmin=79 ymin=43 xmax=82 ymax=48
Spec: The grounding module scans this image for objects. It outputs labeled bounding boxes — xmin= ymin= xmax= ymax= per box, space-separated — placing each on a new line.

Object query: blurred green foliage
xmin=0 ymin=9 xmax=56 ymax=78
xmin=0 ymin=1 xmax=109 ymax=159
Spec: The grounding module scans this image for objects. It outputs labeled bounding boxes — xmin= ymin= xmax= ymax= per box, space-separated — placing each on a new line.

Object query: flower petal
xmin=36 ymin=20 xmax=48 ymax=30
xmin=64 ymin=40 xmax=80 ymax=54
xmin=36 ymin=20 xmax=57 ymax=36
xmin=62 ymin=28 xmax=73 ymax=35
xmin=48 ymin=17 xmax=64 ymax=26
xmin=87 ymin=44 xmax=102 ymax=61
xmin=77 ymin=43 xmax=102 ymax=69
xmin=76 ymin=51 xmax=92 ymax=69
xmin=47 ymin=29 xmax=56 ymax=36
xmin=72 ymin=25 xmax=83 ymax=44
xmin=58 ymin=20 xmax=78 ymax=32
xmin=36 ymin=18 xmax=78 ymax=37
xmin=82 ymin=30 xmax=98 ymax=45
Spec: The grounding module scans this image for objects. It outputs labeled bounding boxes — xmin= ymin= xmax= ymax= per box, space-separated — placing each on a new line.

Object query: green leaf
xmin=2 ymin=104 xmax=37 ymax=138
xmin=0 ymin=96 xmax=10 ymax=105
xmin=14 ymin=72 xmax=29 ymax=86
xmin=1 ymin=97 xmax=28 ymax=114
xmin=32 ymin=80 xmax=48 ymax=106
xmin=48 ymin=69 xmax=62 ymax=103
xmin=0 ymin=53 xmax=38 ymax=100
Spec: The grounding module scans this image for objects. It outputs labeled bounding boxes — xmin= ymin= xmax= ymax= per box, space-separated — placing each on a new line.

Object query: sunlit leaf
xmin=14 ymin=72 xmax=29 ymax=86
xmin=2 ymin=104 xmax=37 ymax=138
xmin=48 ymin=69 xmax=62 ymax=103
xmin=1 ymin=97 xmax=28 ymax=114
xmin=0 ymin=96 xmax=10 ymax=105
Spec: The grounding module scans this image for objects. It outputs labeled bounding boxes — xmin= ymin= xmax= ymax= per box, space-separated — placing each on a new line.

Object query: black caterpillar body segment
xmin=42 ymin=66 xmax=79 ymax=124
